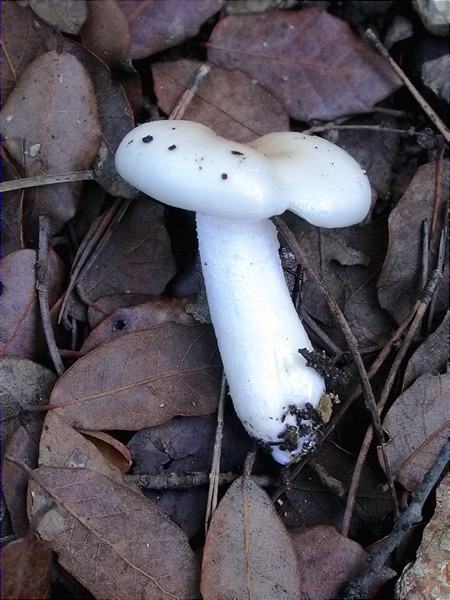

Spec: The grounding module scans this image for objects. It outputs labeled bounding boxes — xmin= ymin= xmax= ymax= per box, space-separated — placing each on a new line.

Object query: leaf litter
xmin=0 ymin=2 xmax=448 ymax=599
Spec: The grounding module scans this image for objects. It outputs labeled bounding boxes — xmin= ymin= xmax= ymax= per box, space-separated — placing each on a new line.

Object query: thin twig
xmin=0 ymin=170 xmax=94 ymax=193
xmin=205 ymin=373 xmax=227 ymax=534
xmin=125 ymin=470 xmax=274 ymax=490
xmin=427 ymin=225 xmax=447 ymax=332
xmin=341 ymin=269 xmax=442 ymax=537
xmin=365 ymin=29 xmax=450 ymax=142
xmin=273 ymin=216 xmax=399 ymax=517
xmin=302 ymin=124 xmax=436 ymax=138
xmin=36 ymin=216 xmax=65 ymax=376
xmin=342 ymin=440 xmax=450 ymax=599
xmin=430 ymin=140 xmax=445 ymax=240
xmin=169 ymin=64 xmax=211 ymax=120
xmin=421 ymin=220 xmax=429 ymax=292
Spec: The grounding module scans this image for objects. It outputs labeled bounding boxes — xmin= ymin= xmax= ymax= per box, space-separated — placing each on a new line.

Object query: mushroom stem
xmin=196 ymin=213 xmax=325 ymax=464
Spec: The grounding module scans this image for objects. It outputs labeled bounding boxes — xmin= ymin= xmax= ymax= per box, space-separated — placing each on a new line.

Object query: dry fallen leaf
xmin=208 ymin=7 xmax=401 ymax=121
xmin=0 ymin=51 xmax=102 ymax=235
xmin=29 ymin=466 xmax=199 ymax=599
xmin=1 ymin=532 xmax=52 ymax=600
xmin=382 ymin=373 xmax=450 ymax=492
xmin=50 ymin=323 xmax=221 ymax=430
xmin=152 ymin=58 xmax=289 ymax=143
xmin=87 ymin=293 xmax=153 ymax=328
xmin=118 ymin=0 xmax=223 ymax=59
xmin=25 ymin=0 xmax=87 ymax=34
xmin=201 ymin=476 xmax=299 ymax=599
xmin=0 ymin=249 xmax=65 ymax=360
xmin=79 ymin=430 xmax=132 ymax=475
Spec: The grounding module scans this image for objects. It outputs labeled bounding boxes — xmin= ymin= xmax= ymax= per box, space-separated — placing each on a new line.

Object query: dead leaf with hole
xmin=50 ymin=323 xmax=221 ymax=430
xmin=290 ymin=525 xmax=396 ymax=599
xmin=87 ymin=293 xmax=152 ymax=328
xmin=0 ymin=249 xmax=65 ymax=360
xmin=201 ymin=476 xmax=299 ymax=599
xmin=25 ymin=0 xmax=87 ymax=34
xmin=28 ymin=466 xmax=199 ymax=599
xmin=77 ymin=199 xmax=176 ymax=303
xmin=395 ymin=475 xmax=450 ymax=600
xmin=208 ymin=7 xmax=401 ymax=121
xmin=378 ymin=161 xmax=450 ymax=323
xmin=0 ymin=51 xmax=102 ymax=235
xmin=81 ymin=297 xmax=193 ymax=353
xmin=152 ymin=58 xmax=289 ymax=143
xmin=1 ymin=533 xmax=52 ymax=600
xmin=381 ymin=373 xmax=450 ymax=492
xmin=118 ymin=0 xmax=223 ymax=59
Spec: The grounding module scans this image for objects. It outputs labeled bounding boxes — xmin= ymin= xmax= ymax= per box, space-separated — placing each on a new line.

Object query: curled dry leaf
xmin=79 ymin=430 xmax=132 ymax=475
xmin=290 ymin=525 xmax=395 ymax=599
xmin=378 ymin=161 xmax=450 ymax=323
xmin=395 ymin=475 xmax=450 ymax=600
xmin=1 ymin=533 xmax=52 ymax=600
xmin=208 ymin=7 xmax=401 ymax=121
xmin=152 ymin=58 xmax=289 ymax=143
xmin=381 ymin=373 xmax=450 ymax=492
xmin=81 ymin=297 xmax=193 ymax=354
xmin=26 ymin=0 xmax=88 ymax=34
xmin=201 ymin=476 xmax=299 ymax=599
xmin=0 ymin=51 xmax=102 ymax=235
xmin=118 ymin=0 xmax=223 ymax=59
xmin=50 ymin=324 xmax=221 ymax=430
xmin=77 ymin=199 xmax=176 ymax=303
xmin=81 ymin=0 xmax=131 ymax=68
xmin=0 ymin=249 xmax=65 ymax=360
xmin=28 ymin=467 xmax=199 ymax=599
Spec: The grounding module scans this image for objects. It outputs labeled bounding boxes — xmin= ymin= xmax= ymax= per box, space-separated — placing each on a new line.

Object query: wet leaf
xmin=77 ymin=199 xmax=176 ymax=303
xmin=403 ymin=311 xmax=449 ymax=389
xmin=378 ymin=161 xmax=450 ymax=323
xmin=208 ymin=7 xmax=401 ymax=121
xmin=0 ymin=51 xmax=102 ymax=235
xmin=50 ymin=324 xmax=221 ymax=430
xmin=290 ymin=525 xmax=395 ymax=599
xmin=0 ymin=1 xmax=57 ymax=101
xmin=382 ymin=373 xmax=450 ymax=492
xmin=201 ymin=476 xmax=299 ymax=599
xmin=81 ymin=0 xmax=130 ymax=68
xmin=152 ymin=58 xmax=289 ymax=143
xmin=0 ymin=249 xmax=65 ymax=360
xmin=395 ymin=475 xmax=450 ymax=600
xmin=118 ymin=0 xmax=223 ymax=59
xmin=26 ymin=0 xmax=87 ymax=34
xmin=1 ymin=533 xmax=52 ymax=600
xmin=81 ymin=297 xmax=193 ymax=353
xmin=29 ymin=466 xmax=199 ymax=599
xmin=1 ymin=155 xmax=25 ymax=255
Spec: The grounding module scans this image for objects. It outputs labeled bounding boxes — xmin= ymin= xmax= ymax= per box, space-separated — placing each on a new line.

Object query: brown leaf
xmin=0 ymin=1 xmax=57 ymax=101
xmin=377 ymin=161 xmax=450 ymax=323
xmin=382 ymin=373 xmax=450 ymax=492
xmin=81 ymin=0 xmax=130 ymax=68
xmin=28 ymin=466 xmax=199 ymax=599
xmin=395 ymin=475 xmax=450 ymax=600
xmin=403 ymin=311 xmax=449 ymax=389
xmin=201 ymin=476 xmax=299 ymax=599
xmin=50 ymin=323 xmax=221 ymax=430
xmin=152 ymin=58 xmax=289 ymax=143
xmin=39 ymin=412 xmax=127 ymax=483
xmin=1 ymin=155 xmax=24 ymax=255
xmin=81 ymin=297 xmax=193 ymax=353
xmin=208 ymin=8 xmax=401 ymax=121
xmin=26 ymin=0 xmax=87 ymax=34
xmin=77 ymin=199 xmax=176 ymax=303
xmin=0 ymin=51 xmax=102 ymax=234
xmin=118 ymin=0 xmax=223 ymax=59
xmin=1 ymin=533 xmax=52 ymax=600
xmin=0 ymin=249 xmax=65 ymax=360
xmin=79 ymin=430 xmax=132 ymax=475
xmin=87 ymin=293 xmax=152 ymax=328
xmin=290 ymin=525 xmax=395 ymax=600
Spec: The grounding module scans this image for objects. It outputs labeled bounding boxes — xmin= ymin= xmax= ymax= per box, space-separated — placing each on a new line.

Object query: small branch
xmin=169 ymin=64 xmax=211 ymax=120
xmin=341 ymin=440 xmax=450 ymax=599
xmin=430 ymin=140 xmax=445 ymax=240
xmin=0 ymin=170 xmax=94 ymax=193
xmin=365 ymin=28 xmax=450 ymax=143
xmin=302 ymin=124 xmax=436 ymax=138
xmin=125 ymin=470 xmax=274 ymax=490
xmin=37 ymin=216 xmax=65 ymax=376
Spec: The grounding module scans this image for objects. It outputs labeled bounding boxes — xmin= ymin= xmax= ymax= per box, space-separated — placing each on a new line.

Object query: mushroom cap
xmin=115 ymin=120 xmax=371 ymax=226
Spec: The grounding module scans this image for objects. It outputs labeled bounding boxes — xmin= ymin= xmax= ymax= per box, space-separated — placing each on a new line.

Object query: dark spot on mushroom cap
xmin=168 ymin=144 xmax=177 ymax=150
xmin=172 ymin=127 xmax=176 ymax=130
xmin=127 ymin=139 xmax=134 ymax=146
xmin=231 ymin=150 xmax=244 ymax=156
xmin=221 ymin=173 xmax=228 ymax=180
xmin=142 ymin=135 xmax=153 ymax=143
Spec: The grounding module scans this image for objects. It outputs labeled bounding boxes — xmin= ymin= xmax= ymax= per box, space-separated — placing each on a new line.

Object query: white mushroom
xmin=115 ymin=121 xmax=371 ymax=464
